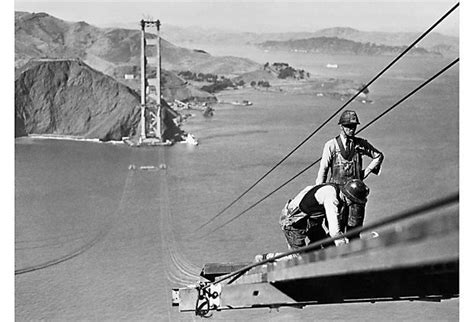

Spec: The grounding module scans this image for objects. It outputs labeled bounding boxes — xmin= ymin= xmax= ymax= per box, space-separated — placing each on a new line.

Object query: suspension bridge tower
xmin=139 ymin=19 xmax=165 ymax=144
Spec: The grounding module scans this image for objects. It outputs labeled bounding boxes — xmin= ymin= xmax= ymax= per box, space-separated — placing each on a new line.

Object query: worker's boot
xmin=347 ymin=203 xmax=365 ymax=240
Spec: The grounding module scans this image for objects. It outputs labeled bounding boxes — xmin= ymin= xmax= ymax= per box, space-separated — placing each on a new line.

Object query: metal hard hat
xmin=338 ymin=110 xmax=360 ymax=125
xmin=341 ymin=179 xmax=370 ymax=204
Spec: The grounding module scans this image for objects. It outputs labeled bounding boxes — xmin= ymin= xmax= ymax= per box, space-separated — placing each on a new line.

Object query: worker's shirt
xmin=279 ymin=184 xmax=344 ymax=238
xmin=316 ymin=135 xmax=383 ymax=185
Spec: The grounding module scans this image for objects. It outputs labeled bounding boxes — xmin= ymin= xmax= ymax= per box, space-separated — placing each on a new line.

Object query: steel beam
xmin=173 ymin=210 xmax=458 ymax=313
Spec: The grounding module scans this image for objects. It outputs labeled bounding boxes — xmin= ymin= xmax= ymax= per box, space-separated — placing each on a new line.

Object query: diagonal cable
xmin=203 ymin=58 xmax=458 ymax=235
xmin=194 ymin=2 xmax=460 ymax=233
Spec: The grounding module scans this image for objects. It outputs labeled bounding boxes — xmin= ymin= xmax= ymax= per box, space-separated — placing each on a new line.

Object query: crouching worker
xmin=279 ymin=179 xmax=369 ymax=250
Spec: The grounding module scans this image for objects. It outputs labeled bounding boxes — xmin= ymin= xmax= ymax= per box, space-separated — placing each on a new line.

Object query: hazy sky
xmin=14 ymin=0 xmax=459 ymax=35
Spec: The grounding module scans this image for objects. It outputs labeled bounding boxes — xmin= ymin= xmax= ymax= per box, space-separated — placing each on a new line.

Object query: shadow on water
xmin=199 ymin=129 xmax=269 ymax=141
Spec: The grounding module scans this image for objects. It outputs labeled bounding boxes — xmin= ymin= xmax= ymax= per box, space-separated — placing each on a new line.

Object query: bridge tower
xmin=139 ymin=19 xmax=163 ymax=143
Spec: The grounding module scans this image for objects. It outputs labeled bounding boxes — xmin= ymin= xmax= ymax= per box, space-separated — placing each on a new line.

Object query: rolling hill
xmin=15 ymin=11 xmax=261 ymax=76
xmin=257 ymin=36 xmax=442 ymax=56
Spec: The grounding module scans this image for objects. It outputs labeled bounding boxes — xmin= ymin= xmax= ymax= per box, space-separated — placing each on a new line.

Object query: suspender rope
xmin=194 ymin=2 xmax=460 ymax=233
xmin=203 ymin=58 xmax=458 ymax=235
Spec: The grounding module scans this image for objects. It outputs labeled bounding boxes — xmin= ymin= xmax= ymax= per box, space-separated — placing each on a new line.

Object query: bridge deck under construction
xmin=173 ymin=208 xmax=458 ymax=313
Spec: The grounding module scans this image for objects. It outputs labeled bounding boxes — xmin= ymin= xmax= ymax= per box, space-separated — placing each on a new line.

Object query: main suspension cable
xmin=207 ymin=192 xmax=458 ymax=287
xmin=194 ymin=2 xmax=460 ymax=233
xmin=203 ymin=57 xmax=458 ymax=235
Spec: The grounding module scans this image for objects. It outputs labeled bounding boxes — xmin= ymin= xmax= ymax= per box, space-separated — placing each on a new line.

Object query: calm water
xmin=15 ymin=52 xmax=459 ymax=320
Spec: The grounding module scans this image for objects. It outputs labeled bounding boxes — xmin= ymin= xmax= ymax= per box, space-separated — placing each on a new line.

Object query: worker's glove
xmin=334 ymin=237 xmax=349 ymax=247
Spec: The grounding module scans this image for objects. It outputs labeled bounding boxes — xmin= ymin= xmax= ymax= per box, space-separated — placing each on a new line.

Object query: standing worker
xmin=316 ymin=110 xmax=383 ymax=238
xmin=279 ymin=179 xmax=370 ymax=250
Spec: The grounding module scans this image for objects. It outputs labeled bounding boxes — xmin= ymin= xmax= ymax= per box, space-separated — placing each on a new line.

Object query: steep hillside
xmin=157 ymin=39 xmax=259 ymax=75
xmin=15 ymin=11 xmax=260 ymax=76
xmin=257 ymin=36 xmax=441 ymax=56
xmin=15 ymin=59 xmax=182 ymax=141
xmin=159 ymin=70 xmax=217 ymax=102
xmin=15 ymin=12 xmax=98 ymax=67
xmin=111 ymin=67 xmax=216 ymax=103
xmin=232 ymin=69 xmax=278 ymax=84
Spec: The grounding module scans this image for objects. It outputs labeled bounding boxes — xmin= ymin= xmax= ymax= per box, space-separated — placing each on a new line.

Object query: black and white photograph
xmin=11 ymin=0 xmax=462 ymax=320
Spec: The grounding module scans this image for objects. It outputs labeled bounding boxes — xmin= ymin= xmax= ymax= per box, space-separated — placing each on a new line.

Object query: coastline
xmin=24 ymin=134 xmax=124 ymax=144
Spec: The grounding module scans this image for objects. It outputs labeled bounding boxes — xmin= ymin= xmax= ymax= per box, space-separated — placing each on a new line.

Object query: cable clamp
xmin=195 ymin=282 xmax=221 ymax=317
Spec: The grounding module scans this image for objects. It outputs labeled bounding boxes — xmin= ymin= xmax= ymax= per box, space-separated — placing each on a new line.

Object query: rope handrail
xmin=194 ymin=2 xmax=460 ymax=233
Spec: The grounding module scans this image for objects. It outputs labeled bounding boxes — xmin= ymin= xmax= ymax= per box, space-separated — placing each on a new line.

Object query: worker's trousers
xmin=283 ymin=217 xmax=331 ymax=250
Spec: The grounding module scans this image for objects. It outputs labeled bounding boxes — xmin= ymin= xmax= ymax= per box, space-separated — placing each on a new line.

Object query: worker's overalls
xmin=281 ymin=184 xmax=343 ymax=250
xmin=329 ymin=136 xmax=365 ymax=237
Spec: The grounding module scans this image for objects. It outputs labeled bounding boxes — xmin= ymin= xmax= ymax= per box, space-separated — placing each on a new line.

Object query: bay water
xmin=15 ymin=50 xmax=459 ymax=320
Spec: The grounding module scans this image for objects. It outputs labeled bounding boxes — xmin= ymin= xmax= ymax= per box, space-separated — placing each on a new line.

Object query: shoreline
xmin=22 ymin=134 xmax=124 ymax=144
xmin=23 ymin=133 xmax=198 ymax=146
xmin=17 ymin=72 xmax=374 ymax=145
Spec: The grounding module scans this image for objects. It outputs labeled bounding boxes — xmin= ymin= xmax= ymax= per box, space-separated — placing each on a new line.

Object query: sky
xmin=14 ymin=0 xmax=459 ymax=36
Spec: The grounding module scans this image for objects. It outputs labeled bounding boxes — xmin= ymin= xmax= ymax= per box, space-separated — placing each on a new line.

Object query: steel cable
xmin=156 ymin=148 xmax=201 ymax=285
xmin=194 ymin=2 xmax=460 ymax=233
xmin=15 ymin=165 xmax=137 ymax=275
xmin=208 ymin=192 xmax=458 ymax=287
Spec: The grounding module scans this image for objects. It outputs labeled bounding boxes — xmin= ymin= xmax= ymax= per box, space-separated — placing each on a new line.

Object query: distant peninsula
xmin=257 ymin=36 xmax=442 ymax=57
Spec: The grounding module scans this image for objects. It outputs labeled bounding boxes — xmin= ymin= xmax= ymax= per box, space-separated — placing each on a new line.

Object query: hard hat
xmin=341 ymin=179 xmax=369 ymax=204
xmin=338 ymin=110 xmax=360 ymax=125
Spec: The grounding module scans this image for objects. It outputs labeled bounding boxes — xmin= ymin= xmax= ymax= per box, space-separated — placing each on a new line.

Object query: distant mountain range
xmin=256 ymin=36 xmax=442 ymax=56
xmin=14 ymin=11 xmax=260 ymax=76
xmin=14 ymin=12 xmax=230 ymax=141
xmin=16 ymin=11 xmax=458 ymax=76
xmin=156 ymin=25 xmax=458 ymax=57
